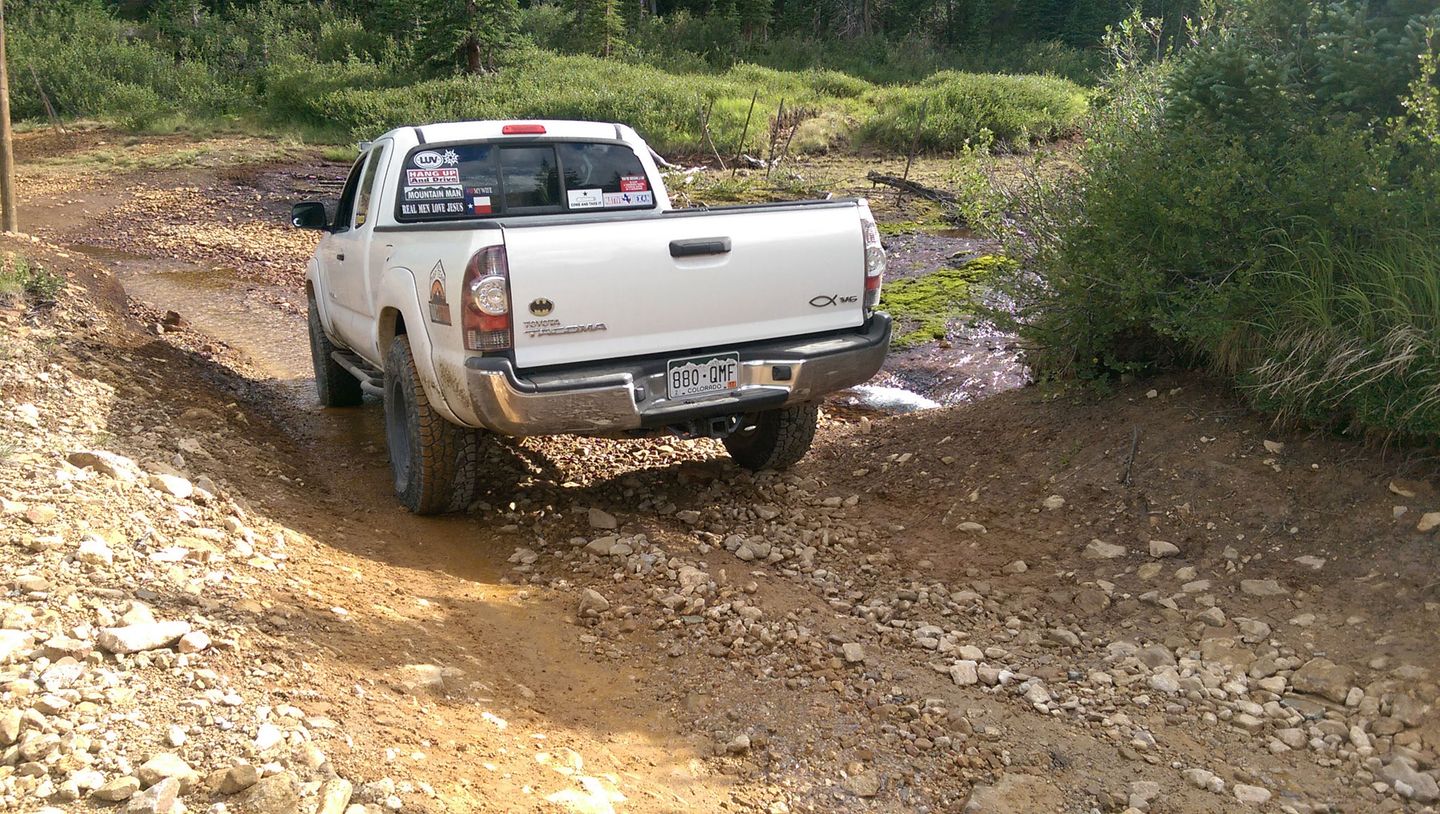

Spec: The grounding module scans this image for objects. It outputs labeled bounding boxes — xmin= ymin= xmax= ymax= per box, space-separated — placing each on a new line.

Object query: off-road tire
xmin=723 ymin=403 xmax=819 ymax=471
xmin=383 ymin=335 xmax=478 ymax=515
xmin=308 ymin=294 xmax=363 ymax=408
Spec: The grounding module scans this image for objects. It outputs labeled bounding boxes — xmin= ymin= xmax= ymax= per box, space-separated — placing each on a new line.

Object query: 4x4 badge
xmin=529 ymin=298 xmax=554 ymax=316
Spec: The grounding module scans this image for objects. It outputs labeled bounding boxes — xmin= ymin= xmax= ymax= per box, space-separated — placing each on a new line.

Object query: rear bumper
xmin=459 ymin=314 xmax=891 ymax=436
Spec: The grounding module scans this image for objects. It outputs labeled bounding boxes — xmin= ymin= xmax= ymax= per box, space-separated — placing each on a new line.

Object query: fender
xmin=372 ymin=266 xmax=467 ymax=426
xmin=305 ymin=257 xmax=342 ymax=339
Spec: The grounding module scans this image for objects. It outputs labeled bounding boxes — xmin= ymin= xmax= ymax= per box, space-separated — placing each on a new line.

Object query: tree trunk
xmin=464 ymin=34 xmax=484 ymax=74
xmin=0 ymin=0 xmax=17 ymax=233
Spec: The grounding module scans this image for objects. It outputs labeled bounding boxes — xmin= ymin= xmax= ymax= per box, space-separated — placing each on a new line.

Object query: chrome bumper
xmin=459 ymin=314 xmax=891 ymax=436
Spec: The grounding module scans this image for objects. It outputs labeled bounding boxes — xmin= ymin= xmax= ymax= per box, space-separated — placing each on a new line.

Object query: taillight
xmin=501 ymin=123 xmax=547 ymax=135
xmin=861 ymin=214 xmax=886 ymax=311
xmin=462 ymin=246 xmax=512 ymax=352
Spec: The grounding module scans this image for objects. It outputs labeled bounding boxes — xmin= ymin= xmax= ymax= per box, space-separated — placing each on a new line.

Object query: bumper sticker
xmin=407 ymin=168 xmax=461 ymax=186
xmin=567 ymin=188 xmax=604 ymax=209
xmin=602 ymin=191 xmax=653 ymax=207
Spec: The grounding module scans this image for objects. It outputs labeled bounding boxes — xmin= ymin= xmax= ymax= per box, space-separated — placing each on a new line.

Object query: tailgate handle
xmin=670 ymin=238 xmax=731 ymax=258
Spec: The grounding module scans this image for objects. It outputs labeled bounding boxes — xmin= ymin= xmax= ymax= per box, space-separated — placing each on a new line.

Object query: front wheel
xmin=383 ymin=335 xmax=478 ymax=514
xmin=308 ymin=295 xmax=362 ymax=408
xmin=723 ymin=404 xmax=819 ymax=471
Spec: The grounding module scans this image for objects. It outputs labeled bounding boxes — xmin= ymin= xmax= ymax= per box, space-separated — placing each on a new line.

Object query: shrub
xmin=0 ymin=255 xmax=64 ymax=308
xmin=994 ymin=2 xmax=1440 ymax=440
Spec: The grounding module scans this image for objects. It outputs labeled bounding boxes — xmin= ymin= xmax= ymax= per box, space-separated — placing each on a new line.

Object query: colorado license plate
xmin=666 ymin=353 xmax=740 ymax=399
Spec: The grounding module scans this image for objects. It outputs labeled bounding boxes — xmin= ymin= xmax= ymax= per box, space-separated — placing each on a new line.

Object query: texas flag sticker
xmin=470 ymin=195 xmax=492 ymax=215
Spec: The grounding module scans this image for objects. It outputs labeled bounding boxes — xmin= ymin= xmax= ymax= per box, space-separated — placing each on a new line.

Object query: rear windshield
xmin=394 ymin=141 xmax=655 ymax=222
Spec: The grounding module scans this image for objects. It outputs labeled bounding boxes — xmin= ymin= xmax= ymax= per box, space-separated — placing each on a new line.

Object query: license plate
xmin=666 ymin=353 xmax=740 ymax=399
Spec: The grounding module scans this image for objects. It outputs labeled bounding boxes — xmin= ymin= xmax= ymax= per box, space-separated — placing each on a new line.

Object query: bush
xmin=995 ymin=2 xmax=1440 ymax=440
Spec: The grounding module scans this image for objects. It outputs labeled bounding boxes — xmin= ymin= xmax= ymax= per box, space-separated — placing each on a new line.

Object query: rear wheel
xmin=723 ymin=404 xmax=819 ymax=471
xmin=308 ymin=294 xmax=363 ymax=408
xmin=383 ymin=335 xmax=478 ymax=514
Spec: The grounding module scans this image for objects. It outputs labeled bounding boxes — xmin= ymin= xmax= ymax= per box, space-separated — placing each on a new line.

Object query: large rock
xmin=125 ymin=777 xmax=180 ymax=813
xmin=0 ymin=629 xmax=33 ymax=664
xmin=317 ymin=779 xmax=354 ymax=814
xmin=1381 ymin=760 xmax=1440 ymax=803
xmin=587 ymin=508 xmax=618 ymax=530
xmin=236 ymin=771 xmax=300 ymax=813
xmin=98 ymin=622 xmax=191 ymax=654
xmin=964 ymin=773 xmax=1063 ymax=813
xmin=135 ymin=754 xmax=197 ymax=790
xmin=577 ymin=589 xmax=610 ymax=617
xmin=67 ymin=450 xmax=141 ymax=482
xmin=1083 ymin=539 xmax=1127 ymax=559
xmin=93 ymin=776 xmax=140 ymax=802
xmin=1233 ymin=784 xmax=1272 ymax=807
xmin=148 ymin=473 xmax=194 ymax=499
xmin=1291 ymin=657 xmax=1355 ymax=704
xmin=1239 ymin=579 xmax=1288 ymax=597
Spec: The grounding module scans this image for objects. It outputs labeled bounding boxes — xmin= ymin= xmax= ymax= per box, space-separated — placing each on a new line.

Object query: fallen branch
xmin=864 ymin=171 xmax=958 ymax=204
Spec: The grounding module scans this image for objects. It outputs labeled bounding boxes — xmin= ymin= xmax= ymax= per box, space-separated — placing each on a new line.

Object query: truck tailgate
xmin=503 ymin=202 xmax=866 ymax=369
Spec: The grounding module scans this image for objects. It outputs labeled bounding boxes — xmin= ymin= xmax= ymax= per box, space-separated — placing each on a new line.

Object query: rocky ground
xmin=0 ymin=129 xmax=1438 ymax=814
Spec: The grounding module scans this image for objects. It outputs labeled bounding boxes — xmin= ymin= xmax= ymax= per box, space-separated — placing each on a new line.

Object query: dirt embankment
xmin=2 ymin=130 xmax=1439 ymax=814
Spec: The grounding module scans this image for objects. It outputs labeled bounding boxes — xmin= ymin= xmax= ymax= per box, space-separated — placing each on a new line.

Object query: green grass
xmin=275 ymin=51 xmax=1088 ymax=156
xmin=880 ymin=255 xmax=1015 ymax=347
xmin=0 ymin=254 xmax=64 ymax=308
xmin=1231 ymin=232 xmax=1440 ymax=438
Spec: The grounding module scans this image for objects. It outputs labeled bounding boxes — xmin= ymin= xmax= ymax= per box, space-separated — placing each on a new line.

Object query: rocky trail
xmin=1 ymin=130 xmax=1438 ymax=814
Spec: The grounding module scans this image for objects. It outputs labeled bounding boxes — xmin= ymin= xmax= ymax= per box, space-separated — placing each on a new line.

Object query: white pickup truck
xmin=293 ymin=120 xmax=890 ymax=513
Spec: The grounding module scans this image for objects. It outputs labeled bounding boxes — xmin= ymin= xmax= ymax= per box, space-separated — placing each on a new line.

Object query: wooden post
xmin=730 ymin=91 xmax=757 ymax=177
xmin=766 ymin=98 xmax=784 ymax=179
xmin=0 ymin=0 xmax=16 ymax=233
xmin=902 ymin=98 xmax=928 ymax=183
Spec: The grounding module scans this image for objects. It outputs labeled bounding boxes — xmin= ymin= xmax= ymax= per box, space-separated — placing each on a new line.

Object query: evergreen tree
xmin=567 ymin=0 xmax=628 ymax=57
xmin=380 ymin=0 xmax=518 ymax=74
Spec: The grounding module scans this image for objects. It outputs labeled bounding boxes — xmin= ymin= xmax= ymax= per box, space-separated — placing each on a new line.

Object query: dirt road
xmin=3 ymin=129 xmax=1439 ymax=813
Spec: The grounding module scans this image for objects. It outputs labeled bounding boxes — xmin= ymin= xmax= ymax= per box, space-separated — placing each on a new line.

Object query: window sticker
xmin=406 ymin=168 xmax=461 ymax=187
xmin=603 ymin=191 xmax=654 ymax=207
xmin=470 ymin=195 xmax=493 ymax=215
xmin=619 ymin=176 xmax=649 ymax=192
xmin=403 ymin=185 xmax=464 ymax=202
xmin=412 ymin=149 xmax=460 ymax=169
xmin=401 ymin=202 xmax=467 ymax=216
xmin=567 ymin=188 xmax=604 ymax=209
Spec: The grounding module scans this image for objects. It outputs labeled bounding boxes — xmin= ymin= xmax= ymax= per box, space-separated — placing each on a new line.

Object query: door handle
xmin=336 ymin=253 xmax=346 ymax=261
xmin=670 ymin=238 xmax=731 ymax=258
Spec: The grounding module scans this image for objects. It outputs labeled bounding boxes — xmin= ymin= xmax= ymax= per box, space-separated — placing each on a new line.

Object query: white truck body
xmin=296 ymin=119 xmax=889 ymax=510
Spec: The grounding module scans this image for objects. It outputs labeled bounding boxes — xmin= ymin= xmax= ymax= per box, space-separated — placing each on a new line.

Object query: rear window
xmin=395 ymin=141 xmax=655 ymax=222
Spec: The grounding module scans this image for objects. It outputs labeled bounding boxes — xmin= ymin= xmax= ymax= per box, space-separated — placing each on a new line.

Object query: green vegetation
xmin=881 ymin=256 xmax=1013 ymax=348
xmin=6 ymin=0 xmax=1105 ymax=154
xmin=991 ymin=1 xmax=1440 ymax=440
xmin=861 ymin=72 xmax=1088 ymax=152
xmin=0 ymin=255 xmax=64 ymax=308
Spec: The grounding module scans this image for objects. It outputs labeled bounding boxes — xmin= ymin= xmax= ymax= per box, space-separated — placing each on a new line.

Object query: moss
xmin=876 ymin=199 xmax=954 ymax=236
xmin=880 ymin=255 xmax=1015 ymax=347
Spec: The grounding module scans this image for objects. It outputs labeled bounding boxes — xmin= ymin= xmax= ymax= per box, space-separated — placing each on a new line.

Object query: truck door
xmin=319 ymin=142 xmax=390 ymax=354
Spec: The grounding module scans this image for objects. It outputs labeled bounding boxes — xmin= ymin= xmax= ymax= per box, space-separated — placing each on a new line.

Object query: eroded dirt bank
xmin=2 ymin=130 xmax=1439 ymax=814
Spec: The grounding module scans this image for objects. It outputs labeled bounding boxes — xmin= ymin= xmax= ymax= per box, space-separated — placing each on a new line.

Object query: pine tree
xmin=567 ymin=0 xmax=628 ymax=57
xmin=381 ymin=0 xmax=519 ymax=74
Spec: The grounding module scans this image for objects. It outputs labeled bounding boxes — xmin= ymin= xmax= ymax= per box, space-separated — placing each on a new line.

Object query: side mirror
xmin=291 ymin=202 xmax=330 ymax=231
